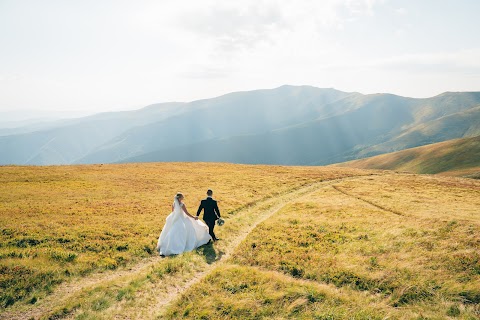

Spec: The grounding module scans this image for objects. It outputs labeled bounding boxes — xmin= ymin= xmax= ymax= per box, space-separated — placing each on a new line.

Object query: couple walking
xmin=156 ymin=189 xmax=221 ymax=256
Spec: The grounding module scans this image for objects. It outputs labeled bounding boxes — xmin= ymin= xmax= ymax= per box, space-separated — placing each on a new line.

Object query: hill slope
xmin=95 ymin=90 xmax=480 ymax=165
xmin=76 ymin=86 xmax=358 ymax=164
xmin=1 ymin=86 xmax=480 ymax=165
xmin=357 ymin=105 xmax=480 ymax=158
xmin=335 ymin=135 xmax=480 ymax=178
xmin=0 ymin=102 xmax=186 ymax=165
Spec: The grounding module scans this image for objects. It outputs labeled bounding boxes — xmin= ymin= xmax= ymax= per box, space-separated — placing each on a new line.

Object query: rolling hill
xmin=335 ymin=135 xmax=480 ymax=178
xmin=356 ymin=105 xmax=480 ymax=158
xmin=1 ymin=85 xmax=479 ymax=165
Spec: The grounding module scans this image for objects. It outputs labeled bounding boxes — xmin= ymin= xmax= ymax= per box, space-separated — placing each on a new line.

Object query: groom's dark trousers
xmin=197 ymin=197 xmax=220 ymax=240
xmin=205 ymin=220 xmax=216 ymax=241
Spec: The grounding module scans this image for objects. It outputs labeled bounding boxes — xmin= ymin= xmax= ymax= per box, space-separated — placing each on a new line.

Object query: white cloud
xmin=0 ymin=0 xmax=479 ymax=115
xmin=181 ymin=2 xmax=287 ymax=50
xmin=176 ymin=0 xmax=383 ymax=53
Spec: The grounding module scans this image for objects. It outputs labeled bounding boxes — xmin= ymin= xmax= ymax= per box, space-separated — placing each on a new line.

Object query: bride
xmin=156 ymin=193 xmax=212 ymax=256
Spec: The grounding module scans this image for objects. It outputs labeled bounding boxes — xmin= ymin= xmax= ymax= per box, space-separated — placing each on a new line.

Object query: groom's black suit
xmin=197 ymin=197 xmax=220 ymax=240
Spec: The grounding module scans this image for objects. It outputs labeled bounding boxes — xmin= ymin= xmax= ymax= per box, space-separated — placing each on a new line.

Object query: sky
xmin=1 ymin=0 xmax=480 ymax=119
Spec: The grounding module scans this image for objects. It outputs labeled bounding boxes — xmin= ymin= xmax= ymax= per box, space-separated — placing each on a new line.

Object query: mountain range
xmin=1 ymin=85 xmax=479 ymax=166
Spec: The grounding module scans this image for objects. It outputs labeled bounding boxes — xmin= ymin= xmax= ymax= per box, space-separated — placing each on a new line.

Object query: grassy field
xmin=0 ymin=162 xmax=360 ymax=315
xmin=166 ymin=173 xmax=480 ymax=319
xmin=0 ymin=163 xmax=479 ymax=319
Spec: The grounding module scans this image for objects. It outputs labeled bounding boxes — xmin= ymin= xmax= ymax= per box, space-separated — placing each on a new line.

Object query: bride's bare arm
xmin=182 ymin=204 xmax=198 ymax=220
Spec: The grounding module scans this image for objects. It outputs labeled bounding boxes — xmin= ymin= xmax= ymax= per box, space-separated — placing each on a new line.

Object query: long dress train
xmin=156 ymin=199 xmax=211 ymax=256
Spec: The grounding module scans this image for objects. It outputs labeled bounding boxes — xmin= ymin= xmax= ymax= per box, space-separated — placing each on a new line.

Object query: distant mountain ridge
xmin=0 ymin=85 xmax=479 ymax=166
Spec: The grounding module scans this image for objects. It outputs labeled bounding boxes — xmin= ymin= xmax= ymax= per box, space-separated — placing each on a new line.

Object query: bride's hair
xmin=175 ymin=193 xmax=184 ymax=201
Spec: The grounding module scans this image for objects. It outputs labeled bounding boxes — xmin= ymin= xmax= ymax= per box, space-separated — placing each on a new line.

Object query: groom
xmin=197 ymin=189 xmax=221 ymax=241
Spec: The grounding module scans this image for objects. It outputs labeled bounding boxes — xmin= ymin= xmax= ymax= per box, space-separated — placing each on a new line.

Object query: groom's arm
xmin=214 ymin=201 xmax=220 ymax=217
xmin=196 ymin=201 xmax=203 ymax=217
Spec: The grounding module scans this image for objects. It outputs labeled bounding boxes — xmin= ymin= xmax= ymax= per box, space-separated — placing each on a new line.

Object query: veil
xmin=173 ymin=197 xmax=179 ymax=208
xmin=172 ymin=196 xmax=183 ymax=215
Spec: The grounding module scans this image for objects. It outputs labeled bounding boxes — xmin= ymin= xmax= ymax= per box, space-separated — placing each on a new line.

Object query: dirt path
xmin=0 ymin=257 xmax=162 ymax=320
xmin=1 ymin=174 xmax=375 ymax=320
xmin=151 ymin=176 xmax=371 ymax=318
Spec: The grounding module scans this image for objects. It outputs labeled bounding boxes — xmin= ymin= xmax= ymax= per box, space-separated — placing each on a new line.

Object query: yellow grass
xmin=0 ymin=162 xmax=361 ymax=314
xmin=167 ymin=173 xmax=480 ymax=319
xmin=1 ymin=163 xmax=479 ymax=319
xmin=335 ymin=135 xmax=480 ymax=178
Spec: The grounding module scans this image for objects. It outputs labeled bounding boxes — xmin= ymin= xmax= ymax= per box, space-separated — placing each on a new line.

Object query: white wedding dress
xmin=156 ymin=198 xmax=212 ymax=256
